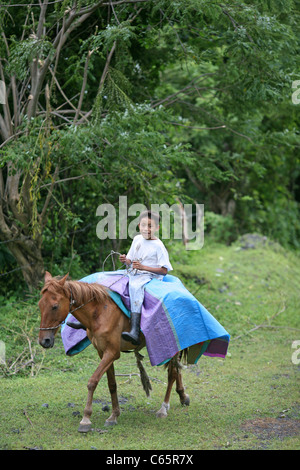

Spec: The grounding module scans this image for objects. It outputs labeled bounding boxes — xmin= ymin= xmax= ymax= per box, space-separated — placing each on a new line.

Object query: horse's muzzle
xmin=39 ymin=336 xmax=54 ymax=348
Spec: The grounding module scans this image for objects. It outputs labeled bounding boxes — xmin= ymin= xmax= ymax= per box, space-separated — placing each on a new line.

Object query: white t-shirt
xmin=127 ymin=234 xmax=173 ymax=272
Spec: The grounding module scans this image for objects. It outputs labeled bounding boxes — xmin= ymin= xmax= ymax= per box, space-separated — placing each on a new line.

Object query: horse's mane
xmin=41 ymin=277 xmax=109 ymax=305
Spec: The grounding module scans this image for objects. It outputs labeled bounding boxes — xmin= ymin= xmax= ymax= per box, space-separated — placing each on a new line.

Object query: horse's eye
xmin=52 ymin=304 xmax=58 ymax=311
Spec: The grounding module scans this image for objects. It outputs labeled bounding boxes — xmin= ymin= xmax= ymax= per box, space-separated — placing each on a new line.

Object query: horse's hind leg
xmin=176 ymin=366 xmax=190 ymax=406
xmin=156 ymin=353 xmax=189 ymax=418
xmin=156 ymin=355 xmax=178 ymax=418
xmin=105 ymin=363 xmax=120 ymax=426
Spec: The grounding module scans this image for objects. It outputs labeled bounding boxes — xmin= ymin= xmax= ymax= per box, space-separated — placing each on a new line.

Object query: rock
xmin=239 ymin=233 xmax=268 ymax=250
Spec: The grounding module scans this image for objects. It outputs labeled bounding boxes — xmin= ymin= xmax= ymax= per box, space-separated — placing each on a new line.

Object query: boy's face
xmin=139 ymin=217 xmax=159 ymax=239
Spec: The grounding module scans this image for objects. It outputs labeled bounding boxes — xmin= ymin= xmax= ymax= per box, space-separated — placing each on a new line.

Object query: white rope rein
xmin=101 ymin=250 xmax=123 ymax=273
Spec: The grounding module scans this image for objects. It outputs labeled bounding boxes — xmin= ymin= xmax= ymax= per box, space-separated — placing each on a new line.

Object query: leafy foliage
xmin=0 ymin=0 xmax=299 ymax=292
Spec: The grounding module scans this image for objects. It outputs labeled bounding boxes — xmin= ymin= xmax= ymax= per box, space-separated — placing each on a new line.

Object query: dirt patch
xmin=241 ymin=417 xmax=300 ymax=441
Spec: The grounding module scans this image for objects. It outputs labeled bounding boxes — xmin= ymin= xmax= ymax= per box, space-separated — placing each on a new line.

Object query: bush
xmin=204 ymin=211 xmax=238 ymax=244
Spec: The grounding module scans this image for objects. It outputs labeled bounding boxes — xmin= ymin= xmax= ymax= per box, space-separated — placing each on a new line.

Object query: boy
xmin=120 ymin=210 xmax=173 ymax=345
xmin=67 ymin=210 xmax=172 ymax=344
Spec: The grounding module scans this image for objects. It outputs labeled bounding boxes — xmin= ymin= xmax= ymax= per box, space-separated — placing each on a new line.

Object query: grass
xmin=0 ymin=237 xmax=300 ymax=450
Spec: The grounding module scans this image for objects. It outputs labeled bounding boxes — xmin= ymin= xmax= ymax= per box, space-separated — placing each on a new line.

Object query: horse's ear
xmin=59 ymin=273 xmax=69 ymax=286
xmin=44 ymin=271 xmax=52 ymax=282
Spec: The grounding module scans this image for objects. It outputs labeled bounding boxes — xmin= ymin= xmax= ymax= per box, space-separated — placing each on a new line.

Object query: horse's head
xmin=38 ymin=271 xmax=70 ymax=349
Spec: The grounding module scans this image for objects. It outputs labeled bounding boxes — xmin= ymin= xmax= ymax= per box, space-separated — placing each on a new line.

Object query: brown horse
xmin=38 ymin=271 xmax=190 ymax=432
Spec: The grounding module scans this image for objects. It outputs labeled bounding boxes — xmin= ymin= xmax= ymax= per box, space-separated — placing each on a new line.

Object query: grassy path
xmin=1 ymin=239 xmax=299 ymax=450
xmin=1 ymin=328 xmax=299 ymax=450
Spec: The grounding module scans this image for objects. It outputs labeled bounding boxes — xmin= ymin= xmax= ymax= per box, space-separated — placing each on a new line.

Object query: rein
xmin=39 ymin=284 xmax=95 ymax=331
xmin=101 ymin=250 xmax=141 ymax=288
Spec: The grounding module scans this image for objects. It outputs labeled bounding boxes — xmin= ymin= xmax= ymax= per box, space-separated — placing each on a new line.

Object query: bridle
xmin=39 ymin=321 xmax=65 ymax=332
xmin=39 ymin=285 xmax=94 ymax=331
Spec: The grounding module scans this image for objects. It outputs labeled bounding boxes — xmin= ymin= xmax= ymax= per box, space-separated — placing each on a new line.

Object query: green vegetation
xmin=1 ymin=239 xmax=299 ymax=450
xmin=0 ymin=0 xmax=300 ymax=293
xmin=0 ymin=0 xmax=299 ymax=451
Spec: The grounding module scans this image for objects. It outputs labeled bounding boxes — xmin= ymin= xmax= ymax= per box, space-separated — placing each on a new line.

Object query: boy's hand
xmin=119 ymin=254 xmax=127 ymax=263
xmin=132 ymin=260 xmax=144 ymax=270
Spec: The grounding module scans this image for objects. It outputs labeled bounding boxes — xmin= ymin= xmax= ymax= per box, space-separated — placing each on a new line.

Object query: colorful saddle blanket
xmin=61 ymin=272 xmax=230 ymax=366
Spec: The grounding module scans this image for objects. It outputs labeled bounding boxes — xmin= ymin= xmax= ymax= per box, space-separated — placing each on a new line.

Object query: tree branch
xmin=39 ymin=172 xmax=98 ymax=189
xmin=74 ymin=50 xmax=93 ymax=123
xmin=98 ymin=40 xmax=117 ymax=95
xmin=76 ymin=40 xmax=117 ymax=125
xmin=39 ymin=165 xmax=59 ymax=224
xmin=48 ymin=67 xmax=89 ymax=123
xmin=49 ymin=14 xmax=66 ymax=95
xmin=103 ymin=0 xmax=149 ymax=4
xmin=232 ymin=304 xmax=286 ymax=341
xmin=37 ymin=0 xmax=49 ymax=39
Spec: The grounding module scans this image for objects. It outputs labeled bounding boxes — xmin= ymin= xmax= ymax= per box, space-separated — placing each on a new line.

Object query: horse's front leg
xmin=105 ymin=363 xmax=120 ymax=426
xmin=78 ymin=350 xmax=116 ymax=433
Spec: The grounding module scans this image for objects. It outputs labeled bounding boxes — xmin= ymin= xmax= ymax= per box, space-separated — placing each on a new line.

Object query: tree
xmin=0 ymin=0 xmax=299 ymax=291
xmin=150 ymin=1 xmax=300 ymax=244
xmin=0 ymin=0 xmax=151 ymax=288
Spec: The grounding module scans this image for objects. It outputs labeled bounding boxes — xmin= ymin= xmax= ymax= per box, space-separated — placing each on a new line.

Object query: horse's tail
xmin=163 ymin=348 xmax=189 ymax=370
xmin=181 ymin=348 xmax=189 ymax=365
xmin=135 ymin=350 xmax=152 ymax=397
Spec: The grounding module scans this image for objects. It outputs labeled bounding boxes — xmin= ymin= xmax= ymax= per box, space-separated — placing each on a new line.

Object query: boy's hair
xmin=139 ymin=210 xmax=160 ymax=225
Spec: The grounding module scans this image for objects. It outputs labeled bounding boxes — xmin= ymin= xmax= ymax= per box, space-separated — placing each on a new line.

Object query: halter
xmin=39 ymin=285 xmax=94 ymax=331
xmin=39 ymin=322 xmax=64 ymax=331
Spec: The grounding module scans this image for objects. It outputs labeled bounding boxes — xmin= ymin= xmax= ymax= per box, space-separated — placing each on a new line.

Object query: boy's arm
xmin=131 ymin=261 xmax=167 ymax=275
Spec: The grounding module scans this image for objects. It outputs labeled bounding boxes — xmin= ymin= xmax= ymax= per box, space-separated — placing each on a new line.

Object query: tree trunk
xmin=0 ymin=2 xmax=108 ymax=290
xmin=7 ymin=238 xmax=45 ymax=291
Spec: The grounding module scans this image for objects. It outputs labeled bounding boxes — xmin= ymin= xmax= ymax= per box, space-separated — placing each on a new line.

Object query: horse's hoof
xmin=156 ymin=402 xmax=169 ymax=418
xmin=182 ymin=395 xmax=190 ymax=406
xmin=156 ymin=410 xmax=168 ymax=418
xmin=78 ymin=423 xmax=92 ymax=433
xmin=104 ymin=419 xmax=117 ymax=426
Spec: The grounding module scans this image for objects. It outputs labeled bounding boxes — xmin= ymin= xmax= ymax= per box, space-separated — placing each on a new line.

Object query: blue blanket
xmin=61 ymin=272 xmax=230 ymax=366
